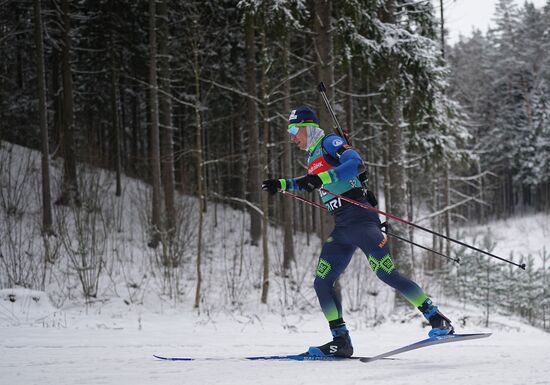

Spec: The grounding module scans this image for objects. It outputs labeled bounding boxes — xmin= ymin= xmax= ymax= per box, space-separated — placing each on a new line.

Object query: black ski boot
xmin=418 ymin=298 xmax=455 ymax=337
xmin=307 ymin=324 xmax=354 ymax=357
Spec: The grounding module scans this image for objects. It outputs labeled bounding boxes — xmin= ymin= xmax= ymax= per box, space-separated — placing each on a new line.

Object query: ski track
xmin=1 ymin=313 xmax=549 ymax=385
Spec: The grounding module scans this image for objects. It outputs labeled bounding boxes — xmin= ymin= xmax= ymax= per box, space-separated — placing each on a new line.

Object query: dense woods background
xmin=0 ymin=0 xmax=549 ymax=330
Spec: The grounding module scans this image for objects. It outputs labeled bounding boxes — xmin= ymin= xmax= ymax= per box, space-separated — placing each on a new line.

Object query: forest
xmin=0 ymin=0 xmax=549 ymax=331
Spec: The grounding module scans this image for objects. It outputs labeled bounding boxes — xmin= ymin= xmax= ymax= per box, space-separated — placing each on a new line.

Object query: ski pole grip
xmin=318 ymin=82 xmax=327 ymax=93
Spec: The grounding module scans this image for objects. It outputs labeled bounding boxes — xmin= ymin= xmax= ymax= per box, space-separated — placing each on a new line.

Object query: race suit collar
xmin=306 ymin=126 xmax=325 ymax=152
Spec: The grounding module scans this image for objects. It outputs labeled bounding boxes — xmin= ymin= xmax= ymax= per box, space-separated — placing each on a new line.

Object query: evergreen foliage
xmin=448 ymin=0 xmax=550 ymax=214
xmin=443 ymin=231 xmax=550 ymax=331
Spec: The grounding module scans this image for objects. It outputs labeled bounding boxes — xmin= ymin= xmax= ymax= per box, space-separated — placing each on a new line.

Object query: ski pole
xmin=280 ymin=190 xmax=458 ymax=264
xmin=380 ymin=222 xmax=459 ymax=264
xmin=319 ymin=188 xmax=526 ymax=270
xmin=280 ymin=190 xmax=327 ymax=211
xmin=318 ymin=81 xmax=348 ymax=144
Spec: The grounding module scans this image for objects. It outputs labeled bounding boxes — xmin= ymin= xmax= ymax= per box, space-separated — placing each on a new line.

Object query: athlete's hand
xmin=296 ymin=174 xmax=322 ymax=192
xmin=261 ymin=179 xmax=281 ymax=195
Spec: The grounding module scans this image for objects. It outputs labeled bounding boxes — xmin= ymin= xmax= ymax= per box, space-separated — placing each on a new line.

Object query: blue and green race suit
xmin=282 ymin=134 xmax=364 ymax=212
xmin=281 ymin=134 xmax=430 ymax=324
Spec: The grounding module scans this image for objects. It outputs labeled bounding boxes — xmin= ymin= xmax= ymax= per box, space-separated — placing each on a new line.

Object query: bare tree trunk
xmin=440 ymin=0 xmax=445 ymax=58
xmin=118 ymin=66 xmax=128 ymax=172
xmin=444 ymin=165 xmax=451 ymax=258
xmin=314 ymin=0 xmax=334 ymax=131
xmin=314 ymin=0 xmax=333 ymax=240
xmin=260 ymin=31 xmax=270 ymax=304
xmin=193 ymin=45 xmax=204 ymax=310
xmin=158 ymin=0 xmax=176 ymax=238
xmin=57 ymin=0 xmax=79 ymax=207
xmin=281 ymin=36 xmax=295 ymax=272
xmin=245 ymin=13 xmax=261 ymax=245
xmin=109 ymin=28 xmax=122 ymax=197
xmin=387 ymin=96 xmax=408 ymax=274
xmin=179 ymin=110 xmax=190 ymax=194
xmin=439 ymin=5 xmax=450 ymax=259
xmin=305 ymin=201 xmax=311 ymax=245
xmin=383 ymin=129 xmax=391 ymax=212
xmin=407 ymin=177 xmax=415 ymax=272
xmin=33 ymin=0 xmax=53 ymax=235
xmin=431 ymin=175 xmax=439 ymax=270
xmin=381 ymin=0 xmax=410 ymax=282
xmin=478 ymin=159 xmax=487 ymax=223
xmin=130 ymin=18 xmax=140 ymax=177
xmin=345 ymin=58 xmax=354 ymax=134
xmin=15 ymin=4 xmax=23 ymax=89
xmin=148 ymin=0 xmax=162 ymax=248
xmin=50 ymin=50 xmax=61 ymax=154
xmin=365 ymin=73 xmax=379 ymax=194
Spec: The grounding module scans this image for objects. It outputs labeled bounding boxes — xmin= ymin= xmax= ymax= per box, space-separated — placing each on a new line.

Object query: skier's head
xmin=287 ymin=106 xmax=324 ymax=151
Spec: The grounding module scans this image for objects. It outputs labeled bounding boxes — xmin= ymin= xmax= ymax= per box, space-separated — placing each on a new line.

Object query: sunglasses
xmin=287 ymin=122 xmax=319 ymax=136
xmin=287 ymin=125 xmax=300 ymax=136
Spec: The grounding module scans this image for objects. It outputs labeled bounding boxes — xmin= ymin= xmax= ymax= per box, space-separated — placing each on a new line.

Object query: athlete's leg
xmin=356 ymin=223 xmax=429 ymax=307
xmin=354 ymin=222 xmax=454 ymax=336
xmin=314 ymin=233 xmax=356 ymax=322
xmin=309 ymin=229 xmax=356 ymax=357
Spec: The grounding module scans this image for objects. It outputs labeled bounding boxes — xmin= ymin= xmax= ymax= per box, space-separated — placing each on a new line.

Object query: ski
xmin=360 ymin=332 xmax=492 ymax=363
xmin=154 ymin=354 xmax=395 ymax=362
xmin=154 ymin=333 xmax=490 ymax=363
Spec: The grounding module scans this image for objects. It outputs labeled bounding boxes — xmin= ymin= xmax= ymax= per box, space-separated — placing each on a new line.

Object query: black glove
xmin=296 ymin=174 xmax=322 ymax=192
xmin=261 ymin=179 xmax=281 ymax=195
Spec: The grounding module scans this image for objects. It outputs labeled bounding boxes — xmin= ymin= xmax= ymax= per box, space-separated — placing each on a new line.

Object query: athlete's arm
xmin=316 ymin=136 xmax=363 ymax=184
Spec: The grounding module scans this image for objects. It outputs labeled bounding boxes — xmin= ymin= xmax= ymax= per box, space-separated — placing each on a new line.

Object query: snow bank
xmin=0 ymin=288 xmax=64 ymax=327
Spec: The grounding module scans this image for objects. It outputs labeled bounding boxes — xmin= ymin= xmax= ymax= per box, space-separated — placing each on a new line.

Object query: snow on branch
xmin=201 ymin=78 xmax=263 ymax=104
xmin=449 ymin=170 xmax=498 ymax=181
xmin=416 ymin=197 xmax=474 ymax=223
xmin=122 ymin=74 xmax=196 ymax=108
xmin=210 ymin=192 xmax=264 ymax=216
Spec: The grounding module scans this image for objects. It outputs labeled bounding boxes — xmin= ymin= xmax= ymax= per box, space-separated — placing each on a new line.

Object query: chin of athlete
xmin=291 ymin=136 xmax=305 ymax=150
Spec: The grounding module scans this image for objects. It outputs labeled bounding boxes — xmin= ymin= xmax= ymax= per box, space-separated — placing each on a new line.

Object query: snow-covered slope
xmin=464 ymin=212 xmax=550 ymax=268
xmin=1 ymin=290 xmax=549 ymax=385
xmin=1 ymin=141 xmax=549 ymax=385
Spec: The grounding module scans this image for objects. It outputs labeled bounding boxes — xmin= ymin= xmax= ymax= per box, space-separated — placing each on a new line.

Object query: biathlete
xmin=262 ymin=106 xmax=454 ymax=358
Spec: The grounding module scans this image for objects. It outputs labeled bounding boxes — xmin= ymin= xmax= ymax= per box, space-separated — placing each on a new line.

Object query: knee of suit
xmin=375 ymin=268 xmax=414 ymax=294
xmin=375 ymin=268 xmax=397 ymax=285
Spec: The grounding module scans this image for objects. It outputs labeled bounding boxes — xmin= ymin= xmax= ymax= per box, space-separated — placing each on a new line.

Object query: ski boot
xmin=307 ymin=324 xmax=354 ymax=357
xmin=418 ymin=298 xmax=455 ymax=338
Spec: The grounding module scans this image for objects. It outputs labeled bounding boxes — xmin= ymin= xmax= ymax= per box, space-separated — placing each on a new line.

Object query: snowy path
xmin=1 ymin=311 xmax=549 ymax=385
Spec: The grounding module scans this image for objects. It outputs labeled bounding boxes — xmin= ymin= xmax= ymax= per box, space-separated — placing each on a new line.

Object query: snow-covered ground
xmin=1 ymin=142 xmax=549 ymax=385
xmin=1 ymin=289 xmax=549 ymax=385
xmin=465 ymin=212 xmax=550 ymax=268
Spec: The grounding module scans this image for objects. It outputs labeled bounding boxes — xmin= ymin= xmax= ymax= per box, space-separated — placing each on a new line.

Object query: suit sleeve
xmin=278 ymin=176 xmax=306 ymax=191
xmin=316 ymin=136 xmax=363 ymax=184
